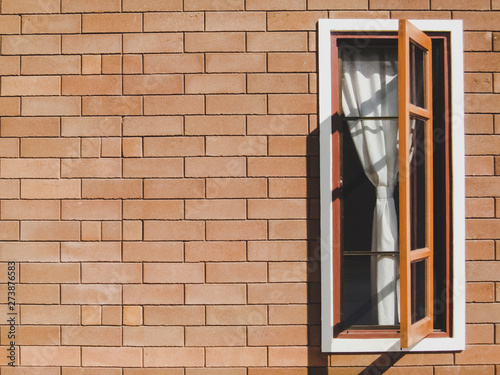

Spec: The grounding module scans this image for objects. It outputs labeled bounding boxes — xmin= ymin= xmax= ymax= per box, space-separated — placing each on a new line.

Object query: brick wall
xmin=0 ymin=0 xmax=498 ymax=373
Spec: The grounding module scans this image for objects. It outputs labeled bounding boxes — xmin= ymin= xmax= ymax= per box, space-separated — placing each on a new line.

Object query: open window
xmin=319 ymin=19 xmax=465 ymax=352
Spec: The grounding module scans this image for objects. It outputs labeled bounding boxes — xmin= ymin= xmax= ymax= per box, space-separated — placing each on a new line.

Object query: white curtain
xmin=341 ymin=48 xmax=400 ymax=325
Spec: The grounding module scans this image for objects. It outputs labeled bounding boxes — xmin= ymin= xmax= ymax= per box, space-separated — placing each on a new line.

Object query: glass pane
xmin=410 ymin=118 xmax=426 ymax=250
xmin=410 ymin=42 xmax=425 ymax=108
xmin=411 ymin=260 xmax=427 ymax=324
xmin=341 ymin=254 xmax=399 ymax=328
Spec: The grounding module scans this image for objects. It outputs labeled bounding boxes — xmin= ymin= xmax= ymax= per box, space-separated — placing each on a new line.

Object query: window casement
xmin=319 ymin=19 xmax=465 ymax=352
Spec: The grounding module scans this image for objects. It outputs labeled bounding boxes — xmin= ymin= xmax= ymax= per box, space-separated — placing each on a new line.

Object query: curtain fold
xmin=341 ymin=48 xmax=400 ymax=325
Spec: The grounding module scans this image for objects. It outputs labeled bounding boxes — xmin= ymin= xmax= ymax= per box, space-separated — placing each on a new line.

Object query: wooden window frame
xmin=319 ymin=19 xmax=465 ymax=353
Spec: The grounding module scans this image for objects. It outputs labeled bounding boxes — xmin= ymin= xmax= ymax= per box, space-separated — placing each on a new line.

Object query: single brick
xmin=62 ymin=117 xmax=122 ymax=137
xmin=61 ymin=284 xmax=122 ymax=305
xmin=1 ymin=159 xmax=59 ymax=178
xmin=206 ymin=262 xmax=267 ymax=283
xmin=206 ymin=347 xmax=267 ymax=367
xmin=62 ymin=326 xmax=122 ymax=346
xmin=144 ymin=306 xmax=205 ymax=326
xmin=144 ymin=137 xmax=204 ymax=156
xmin=61 ymin=242 xmax=121 ymax=262
xmin=62 ymin=35 xmax=122 ymax=54
xmin=206 ymin=220 xmax=267 ymax=240
xmin=144 ymin=263 xmax=204 ymax=283
xmin=206 ymin=136 xmax=267 ymax=156
xmin=206 ymin=94 xmax=267 ymax=115
xmin=124 ymin=326 xmax=184 ymax=346
xmin=123 ymin=200 xmax=184 ymax=219
xmin=143 ymin=221 xmax=205 ymax=241
xmin=22 ymin=15 xmax=80 ymax=34
xmin=1 ymin=76 xmax=60 ymax=96
xmin=62 ymin=75 xmax=122 ymax=95
xmin=206 ymin=11 xmax=265 ymax=31
xmin=62 ymin=0 xmax=121 ymax=12
xmin=82 ymin=96 xmax=142 ymax=116
xmin=185 ymin=199 xmax=246 ymax=220
xmin=123 ymin=306 xmax=143 ymax=326
xmin=21 ymin=263 xmax=80 ymax=284
xmin=21 ymin=179 xmax=81 ymax=199
xmin=185 ymin=241 xmax=246 ymax=262
xmin=185 ymin=157 xmax=246 ymax=177
xmin=144 ymin=348 xmax=204 ymax=367
xmin=123 ymin=284 xmax=183 ymax=305
xmin=144 ymin=95 xmax=204 ymax=115
xmin=61 ymin=159 xmax=121 ymax=178
xmin=123 ymin=0 xmax=182 ymax=11
xmin=185 ymin=326 xmax=246 ymax=346
xmin=21 ymin=138 xmax=79 ymax=157
xmin=144 ymin=179 xmax=205 ymax=199
xmin=144 ymin=54 xmax=204 ymax=74
xmin=123 ymin=74 xmax=183 ymax=95
xmin=82 ymin=347 xmax=142 ymax=368
xmin=22 ymin=97 xmax=80 ymax=116
xmin=2 ymin=0 xmax=60 ymax=13
xmin=123 ymin=242 xmax=183 ymax=262
xmin=185 ymin=284 xmax=246 ymax=305
xmin=123 ymin=116 xmax=182 ymax=136
xmin=247 ymin=32 xmax=308 ymax=52
xmin=82 ymin=13 xmax=142 ymax=33
xmin=185 ymin=32 xmax=245 ymax=52
xmin=124 ymin=33 xmax=183 ymax=53
xmin=20 ymin=347 xmax=80 ymax=367
xmin=184 ymin=0 xmax=243 ymax=10
xmin=1 ymin=200 xmax=60 ymax=220
xmin=144 ymin=12 xmax=204 ymax=32
xmin=81 ymin=305 xmax=102 ymax=326
xmin=185 ymin=115 xmax=246 ymax=135
xmin=1 ymin=117 xmax=59 ymax=137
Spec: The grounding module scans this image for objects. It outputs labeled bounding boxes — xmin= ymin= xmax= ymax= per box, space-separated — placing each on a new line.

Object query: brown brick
xmin=206 ymin=347 xmax=267 ymax=367
xmin=185 ymin=241 xmax=246 ymax=262
xmin=0 ymin=97 xmax=20 ymax=117
xmin=123 ymin=242 xmax=183 ymax=262
xmin=467 ymin=240 xmax=495 ymax=260
xmin=122 ymin=220 xmax=142 ymax=241
xmin=185 ymin=157 xmax=246 ymax=177
xmin=186 ymin=74 xmax=245 ymax=94
xmin=144 ymin=221 xmax=205 ymax=241
xmin=248 ymin=325 xmax=308 ymax=346
xmin=268 ymin=11 xmax=326 ymax=31
xmin=123 ymin=158 xmax=183 ymax=178
xmin=21 ymin=305 xmax=80 ymax=325
xmin=206 ymin=11 xmax=265 ymax=31
xmin=144 ymin=54 xmax=203 ymax=74
xmin=206 ymin=94 xmax=266 ymax=115
xmin=206 ymin=136 xmax=266 ymax=156
xmin=62 ymin=326 xmax=121 ymax=346
xmin=268 ymin=53 xmax=316 ymax=72
xmin=101 ymin=55 xmax=122 ymax=74
xmin=185 ymin=32 xmax=245 ymax=52
xmin=466 ymin=324 xmax=495 ymax=344
xmin=185 ymin=199 xmax=246 ymax=220
xmin=248 ymin=157 xmax=307 ymax=177
xmin=124 ymin=33 xmax=183 ymax=53
xmin=82 ymin=263 xmax=142 ymax=283
xmin=184 ymin=0 xmax=244 ymax=10
xmin=62 ymin=35 xmax=121 ymax=54
xmin=123 ymin=0 xmax=181 ymax=10
xmin=186 ymin=326 xmax=246 ymax=346
xmin=465 ymin=73 xmax=493 ymax=93
xmin=101 ymin=306 xmax=122 ymax=326
xmin=82 ymin=96 xmax=142 ymax=116
xmin=466 ymin=197 xmax=495 ymax=217
xmin=62 ymin=117 xmax=121 ymax=137
xmin=62 ymin=75 xmax=121 ymax=95
xmin=269 ymin=305 xmax=308 ymax=325
xmin=247 ymin=0 xmax=304 ymax=9
xmin=61 ymin=284 xmax=122 ymax=304
xmin=123 ymin=117 xmax=181 ymax=137
xmin=185 ymin=115 xmax=245 ymax=136
xmin=248 ymin=115 xmax=309 ymax=135
xmin=144 ymin=263 xmax=204 ymax=283
xmin=144 ymin=179 xmax=204 ymax=199
xmin=248 ymin=73 xmax=309 ymax=94
xmin=144 ymin=12 xmax=203 ymax=31
xmin=82 ymin=347 xmax=142 ymax=367
xmin=206 ymin=305 xmax=267 ymax=326
xmin=467 ymin=177 xmax=500 ymax=196
xmin=1 ymin=159 xmax=59 ymax=178
xmin=465 ymin=53 xmax=500 ymax=72
xmin=0 ymin=180 xmax=19 ymax=199
xmin=1 ymin=200 xmax=60 ymax=220
xmin=62 ymin=0 xmax=121 ymax=12
xmin=248 ymin=199 xmax=307 ymax=219
xmin=248 ymin=241 xmax=308 ymax=261
xmin=82 ymin=13 xmax=141 ymax=33
xmin=22 ymin=97 xmax=80 ymax=116
xmin=455 ymin=12 xmax=500 ymax=31
xmin=61 ymin=159 xmax=121 ymax=178
xmin=0 ymin=242 xmax=59 ymax=262
xmin=22 ymin=14 xmax=80 ymax=34
xmin=1 ymin=117 xmax=59 ymax=137
xmin=186 ymin=284 xmax=246 ymax=304
xmin=435 ymin=366 xmax=495 ymax=375
xmin=144 ymin=306 xmax=205 ymax=326
xmin=206 ymin=262 xmax=267 ymax=283
xmin=62 ymin=242 xmax=121 ymax=262
xmin=144 ymin=348 xmax=204 ymax=367
xmin=21 ymin=347 xmax=80 ymax=367
xmin=21 ymin=179 xmax=81 ymax=199
xmin=0 ymin=221 xmax=18 ymax=241
xmin=0 ymin=56 xmax=20 ymax=75
xmin=2 ymin=35 xmax=61 ymax=55
xmin=21 ymin=263 xmax=79 ymax=284
xmin=0 ymin=15 xmax=18 ymax=34
xmin=466 ymin=155 xmax=495 ymax=175
xmin=143 ymin=137 xmax=203 ymax=157
xmin=206 ymin=178 xmax=267 ymax=198
xmin=0 ymin=284 xmax=59 ymax=304
xmin=371 ymin=0 xmax=428 ymax=9
xmin=467 ymin=261 xmax=500 ymax=281
xmin=124 ymin=74 xmax=183 ymax=95
xmin=269 ymin=261 xmax=312 ymax=282
xmin=269 ymin=178 xmax=309 ymax=198
xmin=144 ymin=95 xmax=204 ymax=115
xmin=206 ymin=53 xmax=266 ymax=73
xmin=123 ymin=284 xmax=183 ymax=305
xmin=124 ymin=326 xmax=184 ymax=346
xmin=248 ymin=32 xmax=308 ymax=52
xmin=466 ymin=219 xmax=500 ymax=239
xmin=2 ymin=0 xmax=58 ymax=13
xmin=207 ymin=220 xmax=267 ymax=240
xmin=269 ymin=94 xmax=316 ymax=114
xmin=123 ymin=55 xmax=142 ymax=74
xmin=248 ymin=369 xmax=308 ymax=375
xmin=124 ymin=200 xmax=183 ymax=220
xmin=122 ymin=137 xmax=142 ymax=157
xmin=0 ymin=137 xmax=18 ymax=156
xmin=467 ymin=282 xmax=495 ymax=302
xmin=21 ymin=138 xmax=79 ymax=158
xmin=456 ymin=345 xmax=500 ymax=364
xmin=248 ymin=283 xmax=307 ymax=304
xmin=464 ymin=32 xmax=493 ymax=52
xmin=0 ymin=326 xmax=59 ymax=346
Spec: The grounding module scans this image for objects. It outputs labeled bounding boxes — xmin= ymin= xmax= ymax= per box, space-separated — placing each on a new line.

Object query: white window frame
xmin=319 ymin=19 xmax=465 ymax=353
